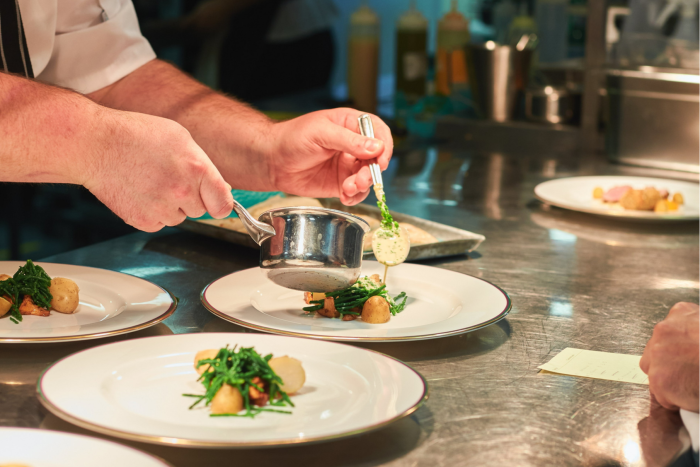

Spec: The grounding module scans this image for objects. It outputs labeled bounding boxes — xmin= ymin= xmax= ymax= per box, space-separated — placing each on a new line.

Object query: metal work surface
xmin=1 ymin=147 xmax=698 ymax=466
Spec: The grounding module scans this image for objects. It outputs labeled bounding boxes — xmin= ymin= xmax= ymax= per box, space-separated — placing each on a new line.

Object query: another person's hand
xmin=266 ymin=109 xmax=393 ymax=206
xmin=640 ymin=302 xmax=699 ymax=411
xmin=82 ymin=110 xmax=233 ymax=232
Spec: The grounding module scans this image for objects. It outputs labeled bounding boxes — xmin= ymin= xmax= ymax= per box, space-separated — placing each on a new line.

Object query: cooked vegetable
xmin=361 ymin=296 xmax=391 ymax=324
xmin=303 ymin=275 xmax=407 ymax=321
xmin=49 ymin=278 xmax=80 ymax=314
xmin=210 ymin=383 xmax=244 ymax=415
xmin=0 ymin=297 xmax=11 ymax=318
xmin=0 ymin=260 xmax=53 ymax=323
xmin=0 ymin=274 xmax=11 ymax=281
xmin=268 ymin=356 xmax=306 ymax=394
xmin=673 ymin=192 xmax=684 ymax=205
xmin=194 ymin=349 xmax=219 ymax=375
xmin=19 ymin=295 xmax=50 ymax=316
xmin=592 ymin=187 xmax=604 ymax=199
xmin=184 ymin=345 xmax=297 ymax=417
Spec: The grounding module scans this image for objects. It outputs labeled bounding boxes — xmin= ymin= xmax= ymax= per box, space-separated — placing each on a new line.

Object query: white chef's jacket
xmin=18 ymin=0 xmax=156 ymax=94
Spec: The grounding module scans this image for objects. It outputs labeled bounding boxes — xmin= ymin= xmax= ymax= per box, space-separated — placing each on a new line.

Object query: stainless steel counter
xmin=1 ymin=147 xmax=698 ymax=466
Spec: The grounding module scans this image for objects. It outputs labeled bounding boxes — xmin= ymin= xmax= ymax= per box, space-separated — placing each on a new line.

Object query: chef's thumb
xmin=315 ymin=125 xmax=384 ymax=160
xmin=200 ymin=165 xmax=233 ymax=219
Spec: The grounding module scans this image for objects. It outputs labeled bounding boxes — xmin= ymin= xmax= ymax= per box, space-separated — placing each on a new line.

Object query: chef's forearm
xmin=87 ymin=59 xmax=276 ymax=192
xmin=0 ymin=73 xmax=108 ymax=185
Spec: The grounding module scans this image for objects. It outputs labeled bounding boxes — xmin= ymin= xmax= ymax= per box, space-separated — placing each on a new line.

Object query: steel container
xmin=258 ymin=207 xmax=371 ymax=292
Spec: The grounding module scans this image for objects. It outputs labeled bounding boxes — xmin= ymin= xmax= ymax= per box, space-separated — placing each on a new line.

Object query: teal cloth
xmin=189 ymin=190 xmax=283 ymax=220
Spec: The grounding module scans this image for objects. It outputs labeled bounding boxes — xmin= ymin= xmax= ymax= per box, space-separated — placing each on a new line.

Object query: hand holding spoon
xmin=358 ymin=115 xmax=411 ymax=283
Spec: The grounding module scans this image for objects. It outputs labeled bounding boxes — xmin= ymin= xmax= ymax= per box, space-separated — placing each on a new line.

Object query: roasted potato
xmin=49 ymin=277 xmax=80 ymax=313
xmin=361 ymin=296 xmax=391 ymax=324
xmin=0 ymin=296 xmax=11 ymax=318
xmin=194 ymin=349 xmax=219 ymax=375
xmin=0 ymin=274 xmax=11 ymax=282
xmin=210 ymin=383 xmax=243 ymax=414
xmin=620 ymin=188 xmax=661 ymax=211
xmin=269 ymin=356 xmax=306 ymax=394
xmin=317 ymin=297 xmax=340 ymax=319
xmin=592 ymin=187 xmax=604 ymax=199
xmin=673 ymin=192 xmax=684 ymax=205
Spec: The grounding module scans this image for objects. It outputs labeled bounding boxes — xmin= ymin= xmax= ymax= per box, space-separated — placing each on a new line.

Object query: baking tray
xmin=178 ymin=199 xmax=484 ymax=261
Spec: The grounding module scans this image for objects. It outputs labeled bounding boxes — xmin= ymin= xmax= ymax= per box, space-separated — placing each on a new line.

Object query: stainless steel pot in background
xmin=258 ymin=207 xmax=370 ymax=292
xmin=524 ymin=85 xmax=582 ymax=124
xmin=466 ymin=42 xmax=533 ymax=122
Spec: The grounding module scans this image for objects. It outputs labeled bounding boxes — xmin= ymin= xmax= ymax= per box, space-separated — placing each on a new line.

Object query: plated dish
xmin=202 ymin=261 xmax=511 ymax=342
xmin=535 ymin=176 xmax=699 ymax=221
xmin=0 ymin=262 xmax=176 ymax=343
xmin=0 ymin=427 xmax=170 ymax=467
xmin=38 ymin=333 xmax=428 ymax=447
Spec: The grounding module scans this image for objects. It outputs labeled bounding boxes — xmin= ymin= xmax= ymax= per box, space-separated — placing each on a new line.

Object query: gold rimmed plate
xmin=37 ymin=332 xmax=428 ymax=448
xmin=0 ymin=262 xmax=176 ymax=343
xmin=0 ymin=427 xmax=172 ymax=466
xmin=201 ymin=261 xmax=511 ymax=342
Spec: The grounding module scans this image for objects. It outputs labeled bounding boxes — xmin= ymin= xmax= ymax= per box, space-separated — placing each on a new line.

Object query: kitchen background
xmin=2 ymin=0 xmax=697 ymax=260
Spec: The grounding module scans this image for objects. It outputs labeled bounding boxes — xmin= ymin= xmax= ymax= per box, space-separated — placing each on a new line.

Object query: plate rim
xmin=0 ymin=262 xmax=177 ymax=343
xmin=200 ymin=265 xmax=512 ymax=342
xmin=534 ymin=176 xmax=700 ymax=221
xmin=0 ymin=426 xmax=174 ymax=467
xmin=36 ymin=332 xmax=430 ymax=449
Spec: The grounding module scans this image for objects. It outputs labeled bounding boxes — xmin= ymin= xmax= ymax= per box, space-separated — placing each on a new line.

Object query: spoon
xmin=358 ymin=115 xmax=410 ymax=283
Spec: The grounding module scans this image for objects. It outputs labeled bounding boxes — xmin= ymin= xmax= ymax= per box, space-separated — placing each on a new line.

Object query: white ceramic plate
xmin=0 ymin=427 xmax=171 ymax=467
xmin=38 ymin=333 xmax=428 ymax=448
xmin=0 ymin=262 xmax=176 ymax=343
xmin=201 ymin=261 xmax=511 ymax=342
xmin=535 ymin=176 xmax=699 ymax=221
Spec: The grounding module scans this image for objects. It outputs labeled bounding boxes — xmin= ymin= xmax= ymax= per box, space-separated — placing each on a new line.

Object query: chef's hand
xmin=82 ymin=110 xmax=233 ymax=232
xmin=640 ymin=302 xmax=699 ymax=412
xmin=266 ymin=109 xmax=393 ymax=205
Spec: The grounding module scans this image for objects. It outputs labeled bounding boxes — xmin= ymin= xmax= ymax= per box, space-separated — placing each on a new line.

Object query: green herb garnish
xmin=376 ymin=192 xmax=399 ymax=234
xmin=0 ymin=260 xmax=53 ymax=324
xmin=184 ymin=345 xmax=294 ymax=418
xmin=304 ymin=276 xmax=408 ymax=317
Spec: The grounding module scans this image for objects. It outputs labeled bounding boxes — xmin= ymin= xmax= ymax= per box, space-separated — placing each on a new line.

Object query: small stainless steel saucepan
xmin=231 ymin=201 xmax=370 ymax=292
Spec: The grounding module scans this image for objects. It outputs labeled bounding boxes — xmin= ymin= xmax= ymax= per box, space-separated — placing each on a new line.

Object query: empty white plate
xmin=0 ymin=427 xmax=170 ymax=466
xmin=201 ymin=261 xmax=511 ymax=342
xmin=38 ymin=333 xmax=428 ymax=447
xmin=0 ymin=262 xmax=176 ymax=343
xmin=535 ymin=176 xmax=699 ymax=221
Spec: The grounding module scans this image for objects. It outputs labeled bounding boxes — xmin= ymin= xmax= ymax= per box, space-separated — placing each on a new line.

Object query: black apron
xmin=0 ymin=0 xmax=33 ymax=77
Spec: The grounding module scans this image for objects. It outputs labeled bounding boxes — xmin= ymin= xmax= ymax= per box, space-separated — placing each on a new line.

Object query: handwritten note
xmin=538 ymin=348 xmax=649 ymax=385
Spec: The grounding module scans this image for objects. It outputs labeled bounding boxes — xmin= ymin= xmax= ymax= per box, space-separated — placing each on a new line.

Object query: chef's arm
xmin=87 ymin=58 xmax=394 ymax=205
xmin=87 ymin=59 xmax=276 ymax=192
xmin=0 ymin=72 xmax=106 ymax=185
xmin=0 ymin=70 xmax=233 ymax=230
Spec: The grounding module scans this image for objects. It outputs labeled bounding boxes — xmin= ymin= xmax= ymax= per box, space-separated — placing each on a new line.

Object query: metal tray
xmin=178 ymin=199 xmax=485 ymax=261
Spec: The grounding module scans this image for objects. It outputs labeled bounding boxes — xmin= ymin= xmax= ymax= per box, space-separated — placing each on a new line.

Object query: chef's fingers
xmin=639 ymin=345 xmax=651 ymax=374
xmin=162 ymin=209 xmax=188 ymax=227
xmin=340 ymin=189 xmax=370 ymax=206
xmin=313 ymin=124 xmax=385 ymax=161
xmin=360 ymin=114 xmax=393 ymax=170
xmin=199 ymin=163 xmax=234 ymax=219
xmin=336 ymin=110 xmax=393 ymax=170
xmin=341 ymin=166 xmax=372 ymax=198
xmin=129 ymin=218 xmax=165 ymax=233
xmin=180 ymin=198 xmax=207 ymax=219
